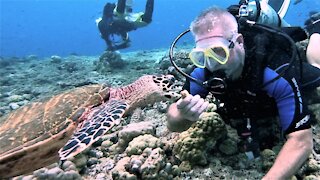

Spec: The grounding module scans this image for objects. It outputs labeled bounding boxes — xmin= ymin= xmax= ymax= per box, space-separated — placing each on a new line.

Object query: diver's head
xmin=189 ymin=6 xmax=245 ymax=81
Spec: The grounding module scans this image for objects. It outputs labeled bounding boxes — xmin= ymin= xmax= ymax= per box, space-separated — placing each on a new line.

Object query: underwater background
xmin=1 ymin=0 xmax=320 ymax=179
xmin=1 ymin=0 xmax=319 ymax=58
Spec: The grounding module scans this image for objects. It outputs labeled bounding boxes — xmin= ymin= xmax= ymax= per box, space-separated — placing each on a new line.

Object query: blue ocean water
xmin=0 ymin=0 xmax=319 ymax=58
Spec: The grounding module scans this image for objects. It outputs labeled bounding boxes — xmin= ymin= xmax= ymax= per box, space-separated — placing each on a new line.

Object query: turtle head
xmin=151 ymin=74 xmax=181 ymax=101
xmin=109 ymin=74 xmax=181 ymax=112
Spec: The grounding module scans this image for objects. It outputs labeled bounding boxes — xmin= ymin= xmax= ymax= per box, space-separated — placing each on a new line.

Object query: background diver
xmin=97 ymin=0 xmax=154 ymax=51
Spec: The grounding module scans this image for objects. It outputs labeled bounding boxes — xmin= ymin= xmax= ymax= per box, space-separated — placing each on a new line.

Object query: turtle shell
xmin=0 ymin=84 xmax=110 ymax=178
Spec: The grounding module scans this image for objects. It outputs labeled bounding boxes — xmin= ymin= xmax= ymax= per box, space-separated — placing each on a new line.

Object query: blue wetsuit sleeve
xmin=189 ymin=68 xmax=209 ymax=98
xmin=262 ymin=67 xmax=311 ymax=134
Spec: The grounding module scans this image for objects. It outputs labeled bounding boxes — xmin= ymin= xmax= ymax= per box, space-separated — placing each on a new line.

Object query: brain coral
xmin=173 ymin=112 xmax=226 ymax=166
xmin=125 ymin=134 xmax=163 ymax=156
xmin=111 ymin=135 xmax=179 ymax=179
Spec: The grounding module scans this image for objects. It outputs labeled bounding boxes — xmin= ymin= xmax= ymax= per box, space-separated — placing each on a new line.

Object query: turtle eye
xmin=168 ymin=76 xmax=175 ymax=86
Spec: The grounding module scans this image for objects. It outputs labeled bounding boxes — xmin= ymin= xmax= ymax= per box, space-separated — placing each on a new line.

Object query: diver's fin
xmin=265 ymin=0 xmax=291 ymax=18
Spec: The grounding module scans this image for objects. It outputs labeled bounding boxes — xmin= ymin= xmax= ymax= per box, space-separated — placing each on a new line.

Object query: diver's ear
xmin=236 ymin=34 xmax=244 ymax=45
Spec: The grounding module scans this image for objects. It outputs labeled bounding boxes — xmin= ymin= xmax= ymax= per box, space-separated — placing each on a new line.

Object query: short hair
xmin=190 ymin=6 xmax=238 ymax=39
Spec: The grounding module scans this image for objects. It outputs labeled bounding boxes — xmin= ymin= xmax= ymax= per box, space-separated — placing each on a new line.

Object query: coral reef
xmin=129 ymin=107 xmax=144 ymax=123
xmin=159 ymin=51 xmax=195 ymax=80
xmin=111 ymin=135 xmax=180 ymax=179
xmin=1 ymin=48 xmax=320 ymax=180
xmin=50 ymin=55 xmax=62 ymax=63
xmin=125 ymin=134 xmax=163 ymax=156
xmin=173 ymin=111 xmax=227 ymax=166
xmin=12 ymin=162 xmax=82 ymax=180
xmin=260 ymin=149 xmax=276 ymax=172
xmin=95 ymin=51 xmax=126 ymax=73
xmin=110 ymin=121 xmax=156 ymax=153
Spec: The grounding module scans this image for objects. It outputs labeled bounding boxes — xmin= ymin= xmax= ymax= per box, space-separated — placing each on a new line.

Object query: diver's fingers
xmin=176 ymin=94 xmax=193 ymax=109
xmin=185 ymin=99 xmax=204 ymax=121
xmin=186 ymin=111 xmax=199 ymax=121
xmin=184 ymin=95 xmax=201 ymax=111
xmin=198 ymin=101 xmax=210 ymax=114
xmin=190 ymin=98 xmax=205 ymax=113
xmin=180 ymin=95 xmax=203 ymax=120
xmin=180 ymin=90 xmax=190 ymax=98
xmin=188 ymin=100 xmax=209 ymax=121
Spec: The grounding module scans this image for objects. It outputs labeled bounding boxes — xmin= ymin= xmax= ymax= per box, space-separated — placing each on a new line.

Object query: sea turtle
xmin=0 ymin=74 xmax=180 ymax=178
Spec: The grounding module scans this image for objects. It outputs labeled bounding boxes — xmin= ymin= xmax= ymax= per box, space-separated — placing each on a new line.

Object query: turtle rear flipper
xmin=59 ymin=99 xmax=128 ymax=160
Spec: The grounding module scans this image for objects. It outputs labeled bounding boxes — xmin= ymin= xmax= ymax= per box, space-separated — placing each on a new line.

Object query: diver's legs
xmin=142 ymin=0 xmax=154 ymax=23
xmin=120 ymin=32 xmax=129 ymax=41
xmin=114 ymin=40 xmax=130 ymax=51
xmin=116 ymin=0 xmax=126 ymax=14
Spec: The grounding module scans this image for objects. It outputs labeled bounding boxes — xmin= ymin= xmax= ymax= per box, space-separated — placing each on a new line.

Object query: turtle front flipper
xmin=58 ymin=99 xmax=128 ymax=160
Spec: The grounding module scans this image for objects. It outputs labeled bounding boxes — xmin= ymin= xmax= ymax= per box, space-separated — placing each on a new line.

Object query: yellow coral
xmin=173 ymin=112 xmax=226 ymax=166
xmin=125 ymin=134 xmax=163 ymax=156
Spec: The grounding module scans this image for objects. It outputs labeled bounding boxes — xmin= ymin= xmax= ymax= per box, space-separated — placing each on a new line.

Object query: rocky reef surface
xmin=0 ymin=48 xmax=319 ymax=180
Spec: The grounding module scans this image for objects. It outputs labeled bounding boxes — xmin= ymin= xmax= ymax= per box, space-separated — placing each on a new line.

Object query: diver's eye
xmin=211 ymin=47 xmax=227 ymax=58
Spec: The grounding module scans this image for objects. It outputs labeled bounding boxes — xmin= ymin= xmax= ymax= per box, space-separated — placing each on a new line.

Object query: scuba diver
xmin=166 ymin=1 xmax=320 ymax=179
xmin=97 ymin=0 xmax=154 ymax=51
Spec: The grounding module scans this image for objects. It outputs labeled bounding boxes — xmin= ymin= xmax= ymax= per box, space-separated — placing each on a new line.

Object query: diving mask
xmin=189 ymin=35 xmax=236 ymax=68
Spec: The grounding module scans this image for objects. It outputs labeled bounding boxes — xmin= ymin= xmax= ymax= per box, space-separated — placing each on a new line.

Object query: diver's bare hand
xmin=176 ymin=90 xmax=209 ymax=121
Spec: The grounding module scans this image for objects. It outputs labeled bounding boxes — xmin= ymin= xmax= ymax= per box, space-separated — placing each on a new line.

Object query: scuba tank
xmin=237 ymin=0 xmax=290 ymax=27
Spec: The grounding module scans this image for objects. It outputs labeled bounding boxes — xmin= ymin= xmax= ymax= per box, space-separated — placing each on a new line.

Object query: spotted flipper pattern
xmin=58 ymin=99 xmax=127 ymax=160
